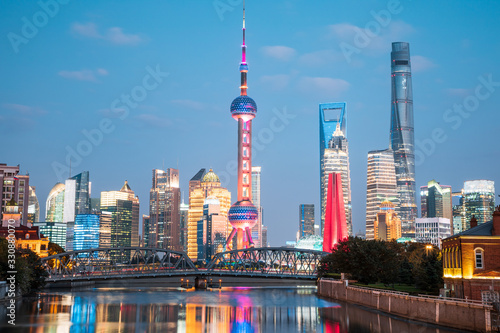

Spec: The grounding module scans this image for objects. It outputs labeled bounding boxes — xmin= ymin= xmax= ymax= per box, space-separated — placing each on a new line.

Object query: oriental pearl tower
xmin=226 ymin=1 xmax=258 ymax=251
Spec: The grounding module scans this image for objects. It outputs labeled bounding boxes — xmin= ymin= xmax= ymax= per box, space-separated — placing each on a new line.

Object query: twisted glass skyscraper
xmin=390 ymin=42 xmax=417 ymax=235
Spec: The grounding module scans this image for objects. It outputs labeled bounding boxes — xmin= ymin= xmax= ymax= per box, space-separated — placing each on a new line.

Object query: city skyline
xmin=2 ymin=1 xmax=500 ymax=245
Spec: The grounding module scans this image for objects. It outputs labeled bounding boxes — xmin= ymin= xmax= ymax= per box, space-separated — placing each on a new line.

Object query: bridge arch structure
xmin=41 ymin=247 xmax=328 ymax=282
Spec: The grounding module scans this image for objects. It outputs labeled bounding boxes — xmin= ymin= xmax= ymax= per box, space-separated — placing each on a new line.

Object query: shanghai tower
xmin=390 ymin=42 xmax=417 ymax=235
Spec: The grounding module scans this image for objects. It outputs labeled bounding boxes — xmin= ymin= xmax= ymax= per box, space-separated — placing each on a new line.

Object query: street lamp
xmin=425 ymin=244 xmax=433 ymax=256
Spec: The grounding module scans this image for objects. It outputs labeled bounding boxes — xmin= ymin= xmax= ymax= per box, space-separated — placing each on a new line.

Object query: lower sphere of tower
xmin=228 ymin=200 xmax=258 ymax=230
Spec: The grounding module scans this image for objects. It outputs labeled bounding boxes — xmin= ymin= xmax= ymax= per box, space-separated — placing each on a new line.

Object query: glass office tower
xmin=463 ymin=180 xmax=495 ymax=228
xmin=45 ymin=183 xmax=65 ymax=222
xmin=148 ymin=169 xmax=181 ymax=251
xmin=320 ymin=102 xmax=351 ymax=236
xmin=251 ymin=166 xmax=263 ymax=247
xmin=390 ymin=42 xmax=417 ymax=235
xmin=74 ymin=214 xmax=100 ymax=252
xmin=366 ymin=149 xmax=398 ymax=240
xmin=299 ymin=204 xmax=315 ymax=238
xmin=420 ymin=180 xmax=453 ymax=234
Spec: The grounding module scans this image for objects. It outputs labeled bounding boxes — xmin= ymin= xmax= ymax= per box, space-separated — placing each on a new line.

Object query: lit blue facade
xmin=390 ymin=42 xmax=417 ymax=235
xmin=74 ymin=214 xmax=100 ymax=254
xmin=34 ymin=222 xmax=67 ymax=250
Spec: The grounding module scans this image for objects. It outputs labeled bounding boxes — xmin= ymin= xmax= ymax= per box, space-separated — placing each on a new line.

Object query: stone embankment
xmin=318 ymin=279 xmax=494 ymax=332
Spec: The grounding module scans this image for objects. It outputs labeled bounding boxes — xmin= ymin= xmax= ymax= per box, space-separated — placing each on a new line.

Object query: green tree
xmin=0 ymin=237 xmax=49 ymax=295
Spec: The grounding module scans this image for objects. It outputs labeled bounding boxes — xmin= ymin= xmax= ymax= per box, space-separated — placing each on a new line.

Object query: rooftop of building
xmin=202 ymin=169 xmax=220 ymax=183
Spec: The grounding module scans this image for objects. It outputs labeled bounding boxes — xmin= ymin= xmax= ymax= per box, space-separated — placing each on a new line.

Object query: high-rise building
xmin=45 ymin=183 xmax=65 ymax=222
xmin=187 ymin=169 xmax=231 ymax=259
xmin=322 ymin=173 xmax=348 ymax=252
xmin=365 ymin=149 xmax=398 ymax=240
xmin=225 ymin=3 xmax=259 ymax=251
xmin=197 ymin=196 xmax=228 ymax=262
xmin=390 ymin=42 xmax=417 ymax=236
xmin=415 ymin=217 xmax=451 ymax=248
xmin=27 ymin=186 xmax=40 ymax=224
xmin=63 ymin=171 xmax=91 ymax=223
xmin=142 ymin=215 xmax=150 ymax=247
xmin=180 ymin=199 xmax=189 ymax=252
xmin=74 ymin=214 xmax=100 ymax=252
xmin=148 ymin=168 xmax=181 ymax=250
xmin=251 ymin=166 xmax=263 ymax=247
xmin=420 ymin=180 xmax=453 ymax=233
xmin=463 ymin=180 xmax=495 ymax=228
xmin=100 ymin=181 xmax=140 ymax=252
xmin=33 ymin=222 xmax=67 ymax=249
xmin=90 ymin=198 xmax=100 ymax=214
xmin=261 ymin=225 xmax=268 ymax=247
xmin=452 ymin=202 xmax=464 ymax=235
xmin=319 ymin=103 xmax=351 ymax=236
xmin=99 ymin=211 xmax=112 ymax=248
xmin=0 ymin=163 xmax=30 ymax=225
xmin=374 ymin=201 xmax=401 ymax=241
xmin=299 ymin=204 xmax=315 ymax=238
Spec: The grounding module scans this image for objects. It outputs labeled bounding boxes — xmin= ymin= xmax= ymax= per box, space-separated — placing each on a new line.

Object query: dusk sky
xmin=1 ymin=0 xmax=499 ymax=245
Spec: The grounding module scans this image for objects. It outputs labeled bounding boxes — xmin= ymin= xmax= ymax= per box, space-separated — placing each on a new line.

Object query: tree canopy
xmin=318 ymin=237 xmax=443 ymax=292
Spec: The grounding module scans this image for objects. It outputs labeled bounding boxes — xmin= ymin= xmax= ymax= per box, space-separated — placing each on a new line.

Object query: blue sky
xmin=1 ymin=0 xmax=499 ymax=245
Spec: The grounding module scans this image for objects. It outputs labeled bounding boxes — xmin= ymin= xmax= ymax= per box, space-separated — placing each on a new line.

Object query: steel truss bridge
xmin=41 ymin=247 xmax=327 ymax=282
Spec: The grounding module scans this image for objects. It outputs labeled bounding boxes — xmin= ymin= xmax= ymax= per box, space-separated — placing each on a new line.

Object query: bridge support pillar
xmin=195 ymin=276 xmax=207 ymax=290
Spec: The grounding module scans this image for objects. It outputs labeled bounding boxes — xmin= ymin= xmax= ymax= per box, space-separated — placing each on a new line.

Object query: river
xmin=0 ymin=286 xmax=470 ymax=332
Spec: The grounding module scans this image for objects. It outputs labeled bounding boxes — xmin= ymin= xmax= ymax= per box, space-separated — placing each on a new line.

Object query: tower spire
xmin=240 ymin=0 xmax=248 ymax=96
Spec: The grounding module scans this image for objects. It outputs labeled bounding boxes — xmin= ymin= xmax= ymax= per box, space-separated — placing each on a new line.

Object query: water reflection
xmin=0 ymin=287 xmax=467 ymax=332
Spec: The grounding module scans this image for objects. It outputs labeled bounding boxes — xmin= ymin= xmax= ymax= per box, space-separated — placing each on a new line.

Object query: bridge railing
xmin=206 ymin=247 xmax=328 ymax=277
xmin=42 ymin=247 xmax=328 ymax=280
xmin=42 ymin=247 xmax=198 ymax=280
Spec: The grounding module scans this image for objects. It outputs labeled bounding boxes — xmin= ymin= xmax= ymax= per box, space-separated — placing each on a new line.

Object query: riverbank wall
xmin=318 ymin=279 xmax=494 ymax=332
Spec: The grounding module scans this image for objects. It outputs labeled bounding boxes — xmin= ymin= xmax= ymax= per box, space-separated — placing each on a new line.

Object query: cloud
xmin=411 ymin=55 xmax=436 ymax=72
xmin=297 ymin=77 xmax=350 ymax=98
xmin=446 ymin=88 xmax=472 ymax=97
xmin=299 ymin=50 xmax=343 ymax=67
xmin=328 ymin=20 xmax=415 ymax=56
xmin=58 ymin=68 xmax=108 ymax=82
xmin=71 ymin=22 xmax=101 ymax=38
xmin=105 ymin=27 xmax=142 ymax=45
xmin=2 ymin=103 xmax=46 ymax=115
xmin=135 ymin=114 xmax=172 ymax=128
xmin=71 ymin=22 xmax=144 ymax=46
xmin=261 ymin=46 xmax=296 ymax=61
xmin=171 ymin=99 xmax=204 ymax=111
xmin=260 ymin=74 xmax=290 ymax=91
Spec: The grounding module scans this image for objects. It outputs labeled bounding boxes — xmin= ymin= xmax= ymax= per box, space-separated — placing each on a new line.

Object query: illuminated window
xmin=475 ymin=248 xmax=484 ymax=269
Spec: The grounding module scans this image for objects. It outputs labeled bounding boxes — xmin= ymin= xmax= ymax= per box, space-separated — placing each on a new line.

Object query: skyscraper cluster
xmin=363 ymin=42 xmax=496 ymax=246
xmin=365 ymin=42 xmax=416 ymax=240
